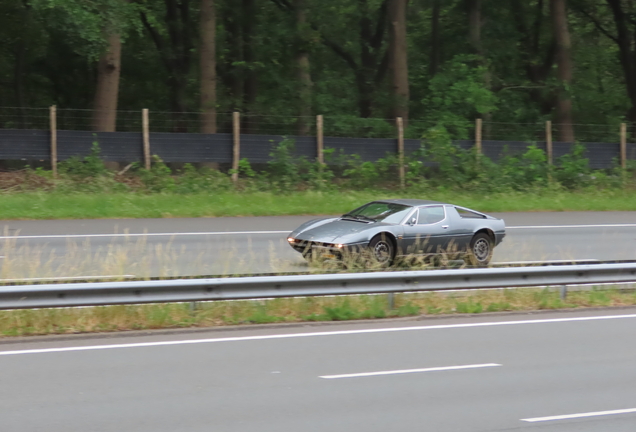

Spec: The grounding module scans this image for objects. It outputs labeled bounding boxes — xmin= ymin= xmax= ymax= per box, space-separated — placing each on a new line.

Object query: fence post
xmin=546 ymin=120 xmax=553 ymax=166
xmin=316 ymin=114 xmax=324 ymax=165
xmin=142 ymin=108 xmax=150 ymax=170
xmin=50 ymin=105 xmax=57 ymax=178
xmin=620 ymin=123 xmax=627 ymax=169
xmin=475 ymin=118 xmax=482 ymax=155
xmin=397 ymin=117 xmax=405 ymax=189
xmin=232 ymin=111 xmax=240 ymax=184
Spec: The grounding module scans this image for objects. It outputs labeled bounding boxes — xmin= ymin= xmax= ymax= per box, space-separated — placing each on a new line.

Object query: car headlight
xmin=287 ymin=237 xmax=296 ymax=243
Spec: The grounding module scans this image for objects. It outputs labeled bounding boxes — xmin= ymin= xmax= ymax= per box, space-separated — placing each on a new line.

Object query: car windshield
xmin=343 ymin=202 xmax=412 ymax=224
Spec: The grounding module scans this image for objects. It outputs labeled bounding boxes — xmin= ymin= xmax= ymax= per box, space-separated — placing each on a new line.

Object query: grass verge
xmin=3 ymin=189 xmax=636 ymax=220
xmin=1 ymin=287 xmax=635 ymax=337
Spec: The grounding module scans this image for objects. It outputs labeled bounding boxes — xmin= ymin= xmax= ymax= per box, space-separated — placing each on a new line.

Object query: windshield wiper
xmin=342 ymin=214 xmax=375 ymax=223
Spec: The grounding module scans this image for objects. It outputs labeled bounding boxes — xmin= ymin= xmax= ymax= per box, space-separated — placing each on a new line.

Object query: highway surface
xmin=1 ymin=211 xmax=635 ymax=279
xmin=0 ymin=308 xmax=634 ymax=431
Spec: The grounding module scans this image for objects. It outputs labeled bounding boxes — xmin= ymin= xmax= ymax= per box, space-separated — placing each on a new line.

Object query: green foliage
xmin=267 ymin=138 xmax=301 ymax=192
xmin=554 ymin=143 xmax=590 ymax=189
xmin=59 ymin=142 xmax=109 ymax=178
xmin=396 ymin=302 xmax=421 ymax=317
xmin=175 ymin=164 xmax=232 ymax=194
xmin=485 ymin=302 xmax=512 ymax=312
xmin=322 ymin=300 xmax=359 ymax=321
xmin=455 ymin=300 xmax=484 ymax=314
xmin=342 ymin=153 xmax=396 ymax=189
xmin=137 ymin=156 xmax=176 ymax=193
xmin=498 ymin=145 xmax=549 ymax=190
xmin=55 ymin=142 xmax=129 ymax=193
xmin=588 ymin=289 xmax=611 ymax=306
xmin=423 ymin=55 xmax=498 ymax=138
xmin=420 ymin=125 xmax=494 ymax=189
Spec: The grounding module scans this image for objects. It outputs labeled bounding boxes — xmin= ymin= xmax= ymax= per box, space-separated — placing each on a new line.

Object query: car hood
xmin=295 ymin=218 xmax=385 ymax=243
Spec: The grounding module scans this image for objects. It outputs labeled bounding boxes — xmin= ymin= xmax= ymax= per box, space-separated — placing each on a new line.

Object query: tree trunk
xmin=468 ymin=0 xmax=493 ymax=137
xmin=242 ymin=0 xmax=258 ymax=133
xmin=92 ymin=33 xmax=121 ymax=132
xmin=200 ymin=0 xmax=217 ymax=133
xmin=429 ymin=0 xmax=441 ymax=77
xmin=388 ymin=0 xmax=409 ymax=124
xmin=550 ymin=0 xmax=575 ymax=142
xmin=295 ymin=0 xmax=313 ymax=136
xmin=605 ymin=0 xmax=636 ymax=126
xmin=468 ymin=0 xmax=481 ymax=54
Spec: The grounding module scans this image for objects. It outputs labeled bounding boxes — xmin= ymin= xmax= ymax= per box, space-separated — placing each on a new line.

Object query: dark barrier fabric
xmin=0 ymin=129 xmax=633 ymax=168
xmin=0 ymin=129 xmax=49 ymax=160
xmin=57 ymin=131 xmax=143 ymax=161
xmin=241 ymin=134 xmax=316 ymax=163
xmin=150 ymin=132 xmax=233 ymax=163
xmin=324 ymin=136 xmax=397 ymax=161
xmin=482 ymin=140 xmax=547 ymax=161
xmin=582 ymin=142 xmax=621 ymax=169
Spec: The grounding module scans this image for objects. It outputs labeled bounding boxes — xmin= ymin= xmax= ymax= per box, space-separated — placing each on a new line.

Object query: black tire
xmin=464 ymin=233 xmax=493 ymax=266
xmin=369 ymin=234 xmax=395 ymax=267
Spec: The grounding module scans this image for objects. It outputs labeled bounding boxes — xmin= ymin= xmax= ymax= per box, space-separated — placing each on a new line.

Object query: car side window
xmin=417 ymin=206 xmax=445 ymax=224
xmin=455 ymin=207 xmax=486 ymax=219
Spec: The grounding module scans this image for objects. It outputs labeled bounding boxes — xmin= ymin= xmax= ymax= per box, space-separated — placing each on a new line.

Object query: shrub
xmin=175 ymin=164 xmax=232 ymax=194
xmin=58 ymin=142 xmax=109 ymax=179
xmin=499 ymin=144 xmax=549 ymax=190
xmin=554 ymin=143 xmax=590 ymax=189
xmin=137 ymin=156 xmax=176 ymax=193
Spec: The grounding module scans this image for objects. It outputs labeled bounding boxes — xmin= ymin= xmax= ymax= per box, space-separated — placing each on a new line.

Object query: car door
xmin=401 ymin=205 xmax=449 ymax=255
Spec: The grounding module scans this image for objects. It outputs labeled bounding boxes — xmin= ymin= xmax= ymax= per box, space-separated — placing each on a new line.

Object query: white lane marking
xmin=0 ymin=223 xmax=634 ymax=240
xmin=320 ymin=363 xmax=501 ymax=379
xmin=0 ymin=275 xmax=135 ymax=283
xmin=496 ymin=259 xmax=600 ymax=265
xmin=509 ymin=224 xmax=636 ymax=229
xmin=522 ymin=408 xmax=636 ymax=422
xmin=0 ymin=313 xmax=634 ymax=357
xmin=0 ymin=231 xmax=290 ymax=240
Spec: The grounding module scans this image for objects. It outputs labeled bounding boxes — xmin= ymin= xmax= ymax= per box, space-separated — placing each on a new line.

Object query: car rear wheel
xmin=369 ymin=235 xmax=395 ymax=267
xmin=464 ymin=233 xmax=493 ymax=266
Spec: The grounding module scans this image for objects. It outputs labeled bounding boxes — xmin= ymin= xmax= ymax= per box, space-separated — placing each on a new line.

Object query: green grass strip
xmin=2 ymin=189 xmax=636 ymax=220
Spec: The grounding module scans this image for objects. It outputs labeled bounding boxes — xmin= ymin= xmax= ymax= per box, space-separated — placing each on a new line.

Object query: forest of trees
xmin=1 ymin=0 xmax=635 ymax=141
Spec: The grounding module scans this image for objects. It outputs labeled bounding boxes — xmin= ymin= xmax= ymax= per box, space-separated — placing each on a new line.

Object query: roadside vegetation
xmin=1 ymin=130 xmax=636 ymax=220
xmin=1 ymin=287 xmax=634 ymax=338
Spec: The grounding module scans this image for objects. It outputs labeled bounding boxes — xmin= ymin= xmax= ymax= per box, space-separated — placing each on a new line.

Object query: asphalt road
xmin=0 ymin=308 xmax=635 ymax=432
xmin=1 ymin=211 xmax=635 ymax=279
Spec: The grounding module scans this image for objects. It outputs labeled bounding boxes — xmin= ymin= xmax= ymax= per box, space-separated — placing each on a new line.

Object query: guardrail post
xmin=387 ymin=292 xmax=395 ymax=310
xmin=559 ymin=285 xmax=567 ymax=300
xmin=189 ymin=301 xmax=199 ymax=314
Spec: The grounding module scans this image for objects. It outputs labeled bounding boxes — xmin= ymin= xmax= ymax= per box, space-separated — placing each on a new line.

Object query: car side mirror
xmin=408 ymin=217 xmax=416 ymax=226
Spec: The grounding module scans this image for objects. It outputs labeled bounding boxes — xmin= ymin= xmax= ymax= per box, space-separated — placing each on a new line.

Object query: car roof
xmin=375 ymin=199 xmax=446 ymax=207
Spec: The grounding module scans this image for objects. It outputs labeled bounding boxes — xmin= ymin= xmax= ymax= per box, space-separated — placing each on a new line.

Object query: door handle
xmin=442 ymin=225 xmax=449 ymax=229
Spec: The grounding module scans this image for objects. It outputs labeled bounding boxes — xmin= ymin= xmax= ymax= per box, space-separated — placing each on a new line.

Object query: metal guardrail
xmin=0 ymin=263 xmax=635 ymax=310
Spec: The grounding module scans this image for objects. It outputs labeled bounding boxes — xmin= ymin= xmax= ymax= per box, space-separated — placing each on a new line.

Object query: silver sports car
xmin=287 ymin=199 xmax=505 ymax=266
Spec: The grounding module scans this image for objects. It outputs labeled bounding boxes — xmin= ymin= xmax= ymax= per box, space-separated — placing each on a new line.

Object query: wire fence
xmin=1 ymin=106 xmax=634 ymax=143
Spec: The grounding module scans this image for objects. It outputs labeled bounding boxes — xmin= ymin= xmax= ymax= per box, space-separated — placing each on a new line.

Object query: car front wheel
xmin=464 ymin=233 xmax=493 ymax=266
xmin=369 ymin=235 xmax=395 ymax=267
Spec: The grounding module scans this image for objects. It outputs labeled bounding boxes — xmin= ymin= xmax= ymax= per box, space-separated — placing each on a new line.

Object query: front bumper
xmin=287 ymin=238 xmax=366 ymax=257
